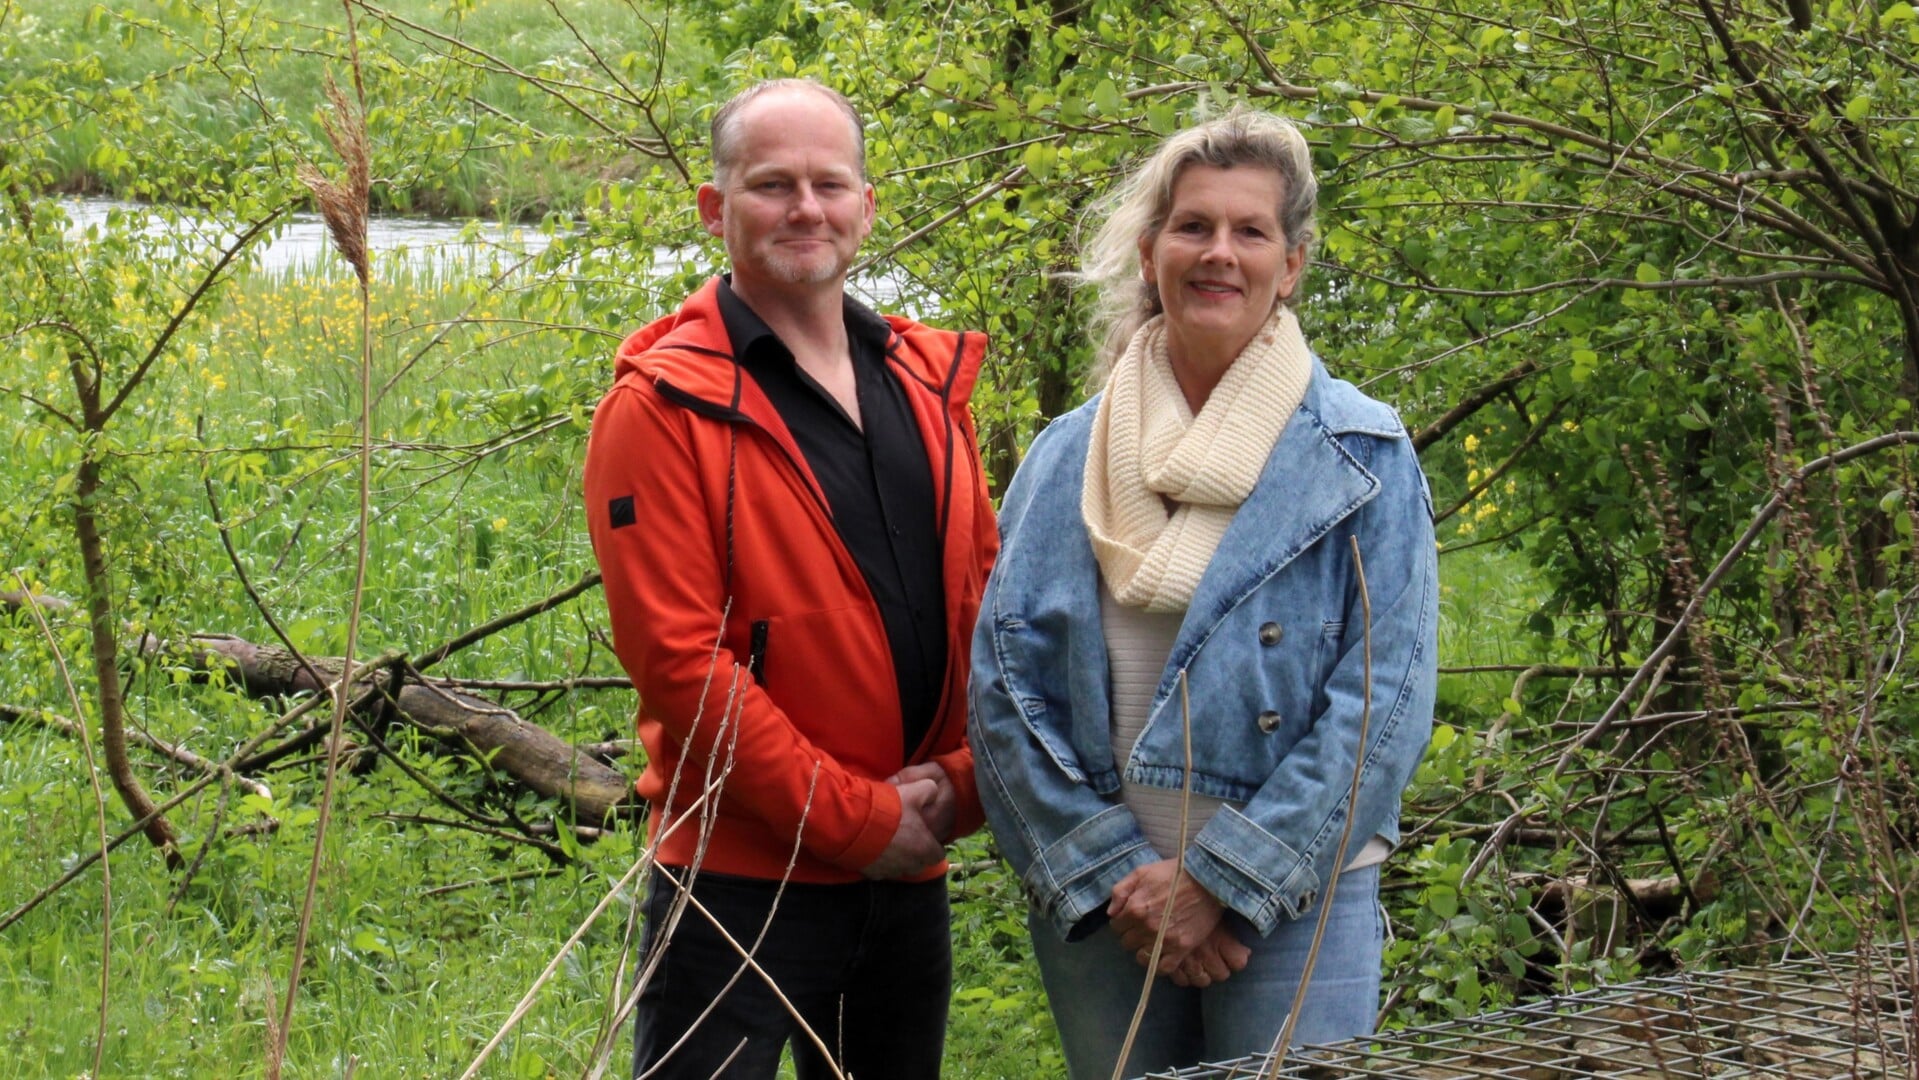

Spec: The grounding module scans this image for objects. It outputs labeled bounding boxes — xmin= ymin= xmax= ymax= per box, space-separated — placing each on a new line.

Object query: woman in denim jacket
xmin=970 ymin=110 xmax=1438 ymax=1078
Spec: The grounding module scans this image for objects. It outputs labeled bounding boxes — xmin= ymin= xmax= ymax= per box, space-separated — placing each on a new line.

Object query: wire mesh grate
xmin=1137 ymin=943 xmax=1916 ymax=1078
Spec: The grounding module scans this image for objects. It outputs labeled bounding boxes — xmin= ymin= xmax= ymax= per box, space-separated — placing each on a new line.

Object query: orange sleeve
xmin=583 ymin=382 xmax=902 ymax=872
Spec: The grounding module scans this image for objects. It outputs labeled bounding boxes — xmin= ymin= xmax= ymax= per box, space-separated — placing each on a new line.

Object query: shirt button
xmin=1257 ymin=710 xmax=1282 ymax=733
xmin=1259 ymin=622 xmax=1283 ymax=646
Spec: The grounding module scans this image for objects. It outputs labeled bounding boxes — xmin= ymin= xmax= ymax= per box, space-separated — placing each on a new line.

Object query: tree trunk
xmin=73 ymin=455 xmax=182 ymax=867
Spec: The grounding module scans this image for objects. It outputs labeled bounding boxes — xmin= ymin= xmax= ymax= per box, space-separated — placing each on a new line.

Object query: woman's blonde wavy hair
xmin=1077 ymin=107 xmax=1318 ymax=368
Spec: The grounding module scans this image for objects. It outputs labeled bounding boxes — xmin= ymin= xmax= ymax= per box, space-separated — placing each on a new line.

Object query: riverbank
xmin=6 ymin=0 xmax=704 ymax=223
xmin=58 ymin=197 xmax=555 ymax=274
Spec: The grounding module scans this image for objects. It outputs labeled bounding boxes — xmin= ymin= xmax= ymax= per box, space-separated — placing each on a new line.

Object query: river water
xmin=58 ymin=197 xmax=553 ymax=275
xmin=56 ymin=196 xmax=910 ymax=304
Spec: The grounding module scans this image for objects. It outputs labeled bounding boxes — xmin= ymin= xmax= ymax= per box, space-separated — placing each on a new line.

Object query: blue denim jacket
xmin=970 ymin=360 xmax=1438 ymax=941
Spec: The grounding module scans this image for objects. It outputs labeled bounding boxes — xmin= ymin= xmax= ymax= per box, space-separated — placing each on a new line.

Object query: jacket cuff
xmin=826 ymin=778 xmax=902 ymax=873
xmin=1024 ymin=804 xmax=1158 ymax=941
xmin=1188 ymin=805 xmax=1320 ymax=935
xmin=931 ymin=746 xmax=985 ymax=841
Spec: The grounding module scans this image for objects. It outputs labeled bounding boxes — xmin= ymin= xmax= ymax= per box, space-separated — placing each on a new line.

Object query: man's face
xmin=698 ymin=90 xmax=875 ymax=298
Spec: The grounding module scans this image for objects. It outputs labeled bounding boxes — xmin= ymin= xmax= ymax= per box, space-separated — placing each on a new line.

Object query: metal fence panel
xmin=1135 ymin=943 xmax=1914 ymax=1079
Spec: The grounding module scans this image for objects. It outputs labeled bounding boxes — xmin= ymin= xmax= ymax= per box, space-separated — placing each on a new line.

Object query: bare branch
xmin=415 ymin=570 xmax=602 ymax=672
xmin=1563 ymin=430 xmax=1919 ymax=775
xmin=99 ymin=207 xmax=289 ymax=427
xmin=1412 ymin=359 xmax=1542 ymax=454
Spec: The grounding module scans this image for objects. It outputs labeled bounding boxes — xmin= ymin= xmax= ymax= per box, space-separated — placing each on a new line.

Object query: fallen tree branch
xmin=155 ymin=634 xmax=634 ymax=823
xmin=3 ymin=677 xmax=364 ymax=931
xmin=1515 ymin=870 xmax=1718 ymax=925
xmin=6 ymin=583 xmax=635 ymax=822
xmin=1 ymin=702 xmax=271 ymax=800
xmin=0 ymin=589 xmax=71 ymax=615
xmin=345 ymin=708 xmax=567 ymax=861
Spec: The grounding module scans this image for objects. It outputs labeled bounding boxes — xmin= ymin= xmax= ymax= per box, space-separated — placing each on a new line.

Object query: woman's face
xmin=1139 ymin=164 xmax=1305 ymax=368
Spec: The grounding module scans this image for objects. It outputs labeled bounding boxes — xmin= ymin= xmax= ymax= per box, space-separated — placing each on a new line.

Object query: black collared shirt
xmin=718 ymin=278 xmax=948 ymax=761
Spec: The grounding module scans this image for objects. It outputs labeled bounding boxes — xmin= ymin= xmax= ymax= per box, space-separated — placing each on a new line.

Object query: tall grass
xmin=0 ymin=239 xmax=1093 ymax=1073
xmin=1 ymin=250 xmax=612 ymax=1074
xmin=0 ymin=193 xmax=1555 ymax=1076
xmin=5 ymin=0 xmax=701 ymax=220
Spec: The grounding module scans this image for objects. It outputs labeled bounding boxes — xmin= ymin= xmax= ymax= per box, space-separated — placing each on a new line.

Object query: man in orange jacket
xmin=583 ymin=79 xmax=996 ymax=1079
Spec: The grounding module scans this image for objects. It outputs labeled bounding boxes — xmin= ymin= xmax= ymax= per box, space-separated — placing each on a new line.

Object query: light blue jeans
xmin=1029 ymin=864 xmax=1383 ymax=1080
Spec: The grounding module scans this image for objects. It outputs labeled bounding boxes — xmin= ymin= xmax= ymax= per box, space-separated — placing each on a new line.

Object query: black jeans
xmin=631 ymin=867 xmax=952 ymax=1079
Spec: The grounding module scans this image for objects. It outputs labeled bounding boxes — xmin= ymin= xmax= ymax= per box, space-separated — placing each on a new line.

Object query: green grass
xmin=0 ymin=179 xmax=1560 ymax=1077
xmin=4 ymin=0 xmax=708 ymax=221
xmin=0 ymin=245 xmax=1076 ymax=1076
xmin=0 ymin=252 xmax=625 ymax=1075
xmin=0 ymin=804 xmax=640 ymax=1077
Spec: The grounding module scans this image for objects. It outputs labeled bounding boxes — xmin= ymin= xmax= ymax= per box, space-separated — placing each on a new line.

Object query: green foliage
xmin=0 ymin=0 xmax=701 ymax=219
xmin=4 ymin=0 xmax=1919 ymax=1071
xmin=946 ymin=835 xmax=1067 ymax=1075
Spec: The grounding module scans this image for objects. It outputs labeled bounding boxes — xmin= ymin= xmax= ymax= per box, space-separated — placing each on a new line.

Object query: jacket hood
xmin=612 ymin=278 xmax=738 ymax=401
xmin=613 ymin=277 xmax=985 ymax=410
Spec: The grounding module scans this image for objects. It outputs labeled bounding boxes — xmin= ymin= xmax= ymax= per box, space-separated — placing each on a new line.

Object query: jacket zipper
xmin=887 ymin=332 xmax=971 ymax=762
xmin=659 ymin=342 xmax=974 ymax=765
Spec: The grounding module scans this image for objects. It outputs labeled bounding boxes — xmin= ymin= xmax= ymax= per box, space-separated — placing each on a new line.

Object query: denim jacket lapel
xmin=1180 ymin=386 xmax=1381 ymax=644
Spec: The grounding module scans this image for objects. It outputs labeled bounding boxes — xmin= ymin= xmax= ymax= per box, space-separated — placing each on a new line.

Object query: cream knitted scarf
xmin=1082 ymin=307 xmax=1313 ymax=613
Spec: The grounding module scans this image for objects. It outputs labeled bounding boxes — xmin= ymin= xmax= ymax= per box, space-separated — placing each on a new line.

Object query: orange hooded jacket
xmin=583 ymin=278 xmax=996 ymax=883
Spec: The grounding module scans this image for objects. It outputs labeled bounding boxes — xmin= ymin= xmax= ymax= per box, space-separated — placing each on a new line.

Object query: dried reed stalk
xmin=271 ymin=11 xmax=373 ymax=1076
xmin=1262 ymin=535 xmax=1375 ymax=1078
xmin=10 ymin=573 xmax=114 ymax=1078
xmin=295 ymin=74 xmax=370 ymax=286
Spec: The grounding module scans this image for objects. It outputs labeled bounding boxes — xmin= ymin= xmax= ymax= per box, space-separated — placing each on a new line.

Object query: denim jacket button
xmin=1256 ymin=709 xmax=1282 ymax=733
xmin=1258 ymin=621 xmax=1283 ymax=646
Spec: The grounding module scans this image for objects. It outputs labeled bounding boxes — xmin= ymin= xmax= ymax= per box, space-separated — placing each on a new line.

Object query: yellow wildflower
xmin=1464 ymin=434 xmax=1481 ymax=452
